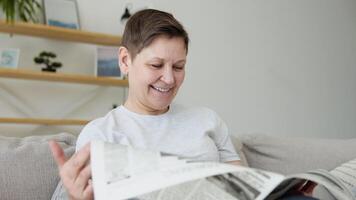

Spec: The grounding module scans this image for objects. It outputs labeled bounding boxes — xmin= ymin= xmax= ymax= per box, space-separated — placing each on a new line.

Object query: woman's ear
xmin=119 ymin=46 xmax=130 ymax=75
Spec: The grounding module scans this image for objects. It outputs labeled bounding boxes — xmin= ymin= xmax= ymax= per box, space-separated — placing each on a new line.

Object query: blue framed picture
xmin=95 ymin=47 xmax=122 ymax=78
xmin=0 ymin=48 xmax=20 ymax=69
xmin=43 ymin=0 xmax=80 ymax=30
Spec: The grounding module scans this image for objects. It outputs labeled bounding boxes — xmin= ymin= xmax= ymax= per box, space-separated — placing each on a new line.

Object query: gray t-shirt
xmin=76 ymin=104 xmax=240 ymax=162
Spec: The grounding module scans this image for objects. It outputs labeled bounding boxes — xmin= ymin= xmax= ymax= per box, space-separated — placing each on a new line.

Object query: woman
xmin=50 ymin=9 xmax=241 ymax=200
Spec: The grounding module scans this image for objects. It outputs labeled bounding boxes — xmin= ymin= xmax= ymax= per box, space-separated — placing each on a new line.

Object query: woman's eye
xmin=151 ymin=64 xmax=162 ymax=68
xmin=174 ymin=66 xmax=184 ymax=71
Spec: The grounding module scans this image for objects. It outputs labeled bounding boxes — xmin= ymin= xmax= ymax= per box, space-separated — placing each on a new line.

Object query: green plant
xmin=0 ymin=0 xmax=41 ymax=23
xmin=34 ymin=51 xmax=62 ymax=72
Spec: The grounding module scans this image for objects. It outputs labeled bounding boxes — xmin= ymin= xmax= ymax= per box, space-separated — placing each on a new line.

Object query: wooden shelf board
xmin=0 ymin=117 xmax=89 ymax=125
xmin=0 ymin=20 xmax=121 ymax=46
xmin=0 ymin=68 xmax=128 ymax=87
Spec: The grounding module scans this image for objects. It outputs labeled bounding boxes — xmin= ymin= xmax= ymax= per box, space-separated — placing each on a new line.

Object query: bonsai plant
xmin=34 ymin=51 xmax=62 ymax=72
xmin=0 ymin=0 xmax=41 ymax=23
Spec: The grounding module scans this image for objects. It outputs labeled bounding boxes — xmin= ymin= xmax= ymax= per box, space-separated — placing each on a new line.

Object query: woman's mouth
xmin=151 ymin=85 xmax=172 ymax=93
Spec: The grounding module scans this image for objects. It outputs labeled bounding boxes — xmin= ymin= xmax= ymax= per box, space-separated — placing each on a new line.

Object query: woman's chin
xmin=148 ymin=101 xmax=171 ymax=113
xmin=148 ymin=95 xmax=175 ymax=111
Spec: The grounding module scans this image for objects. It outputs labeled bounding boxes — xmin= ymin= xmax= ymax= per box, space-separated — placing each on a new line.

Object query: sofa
xmin=0 ymin=133 xmax=355 ymax=200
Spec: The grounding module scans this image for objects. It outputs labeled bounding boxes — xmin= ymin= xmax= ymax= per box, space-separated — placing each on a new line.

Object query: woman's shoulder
xmin=76 ymin=107 xmax=125 ymax=150
xmin=84 ymin=106 xmax=125 ymax=128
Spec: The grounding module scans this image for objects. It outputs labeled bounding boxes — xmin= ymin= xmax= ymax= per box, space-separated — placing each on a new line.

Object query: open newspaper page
xmin=329 ymin=158 xmax=356 ymax=199
xmin=267 ymin=158 xmax=356 ymax=200
xmin=91 ymin=141 xmax=285 ymax=200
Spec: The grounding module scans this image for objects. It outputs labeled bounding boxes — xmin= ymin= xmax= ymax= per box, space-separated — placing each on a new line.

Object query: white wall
xmin=157 ymin=0 xmax=356 ymax=138
xmin=1 ymin=0 xmax=356 ymax=138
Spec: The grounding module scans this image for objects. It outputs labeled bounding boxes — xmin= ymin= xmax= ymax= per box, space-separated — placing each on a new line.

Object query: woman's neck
xmin=123 ymin=99 xmax=169 ymax=115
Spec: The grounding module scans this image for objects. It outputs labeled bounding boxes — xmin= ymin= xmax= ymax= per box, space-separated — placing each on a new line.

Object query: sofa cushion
xmin=0 ymin=133 xmax=76 ymax=200
xmin=51 ymin=180 xmax=68 ymax=200
xmin=240 ymin=134 xmax=356 ymax=175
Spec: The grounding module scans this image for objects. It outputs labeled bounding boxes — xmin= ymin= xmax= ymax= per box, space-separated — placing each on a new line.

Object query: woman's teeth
xmin=152 ymin=86 xmax=171 ymax=92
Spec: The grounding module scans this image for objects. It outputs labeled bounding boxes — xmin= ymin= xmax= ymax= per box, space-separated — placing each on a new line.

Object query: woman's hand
xmin=49 ymin=141 xmax=94 ymax=200
xmin=226 ymin=160 xmax=243 ymax=166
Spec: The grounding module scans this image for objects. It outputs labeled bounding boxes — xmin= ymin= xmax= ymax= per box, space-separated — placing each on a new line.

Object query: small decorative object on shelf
xmin=34 ymin=51 xmax=62 ymax=72
xmin=43 ymin=0 xmax=80 ymax=29
xmin=95 ymin=46 xmax=122 ymax=78
xmin=0 ymin=48 xmax=20 ymax=69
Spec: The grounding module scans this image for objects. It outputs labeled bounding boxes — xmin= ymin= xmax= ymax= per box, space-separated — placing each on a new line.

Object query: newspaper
xmin=91 ymin=141 xmax=356 ymax=200
xmin=330 ymin=159 xmax=356 ymax=197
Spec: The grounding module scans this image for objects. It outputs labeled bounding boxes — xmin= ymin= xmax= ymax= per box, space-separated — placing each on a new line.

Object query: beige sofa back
xmin=238 ymin=134 xmax=356 ymax=175
xmin=0 ymin=133 xmax=75 ymax=200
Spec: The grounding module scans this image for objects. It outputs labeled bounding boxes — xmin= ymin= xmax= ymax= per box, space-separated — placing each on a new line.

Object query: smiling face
xmin=119 ymin=36 xmax=187 ymax=115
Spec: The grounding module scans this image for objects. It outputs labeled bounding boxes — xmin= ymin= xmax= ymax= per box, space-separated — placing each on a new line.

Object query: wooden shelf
xmin=0 ymin=117 xmax=89 ymax=125
xmin=0 ymin=20 xmax=121 ymax=46
xmin=0 ymin=21 xmax=125 ymax=127
xmin=0 ymin=68 xmax=128 ymax=87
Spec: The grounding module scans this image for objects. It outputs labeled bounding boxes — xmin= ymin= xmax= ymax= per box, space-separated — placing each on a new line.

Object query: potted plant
xmin=0 ymin=0 xmax=42 ymax=23
xmin=34 ymin=51 xmax=62 ymax=72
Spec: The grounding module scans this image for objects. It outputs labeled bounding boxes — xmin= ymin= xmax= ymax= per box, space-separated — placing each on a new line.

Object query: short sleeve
xmin=76 ymin=123 xmax=106 ymax=152
xmin=210 ymin=110 xmax=240 ymax=162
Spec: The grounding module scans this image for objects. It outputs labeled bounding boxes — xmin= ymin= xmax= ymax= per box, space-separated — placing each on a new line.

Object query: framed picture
xmin=95 ymin=46 xmax=122 ymax=78
xmin=43 ymin=0 xmax=80 ymax=29
xmin=0 ymin=48 xmax=20 ymax=69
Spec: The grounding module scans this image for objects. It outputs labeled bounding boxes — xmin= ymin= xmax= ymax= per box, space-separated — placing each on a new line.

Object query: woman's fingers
xmin=74 ymin=164 xmax=92 ymax=192
xmin=49 ymin=140 xmax=67 ymax=168
xmin=300 ymin=181 xmax=318 ymax=196
xmin=49 ymin=141 xmax=94 ymax=200
xmin=82 ymin=179 xmax=94 ymax=200
xmin=64 ymin=143 xmax=91 ymax=180
xmin=66 ymin=148 xmax=93 ymax=200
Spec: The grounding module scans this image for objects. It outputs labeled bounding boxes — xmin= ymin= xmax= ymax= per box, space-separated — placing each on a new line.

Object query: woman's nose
xmin=161 ymin=66 xmax=175 ymax=85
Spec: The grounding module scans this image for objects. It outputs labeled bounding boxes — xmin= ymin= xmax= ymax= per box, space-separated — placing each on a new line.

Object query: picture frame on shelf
xmin=95 ymin=46 xmax=122 ymax=78
xmin=0 ymin=48 xmax=20 ymax=69
xmin=43 ymin=0 xmax=80 ymax=30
